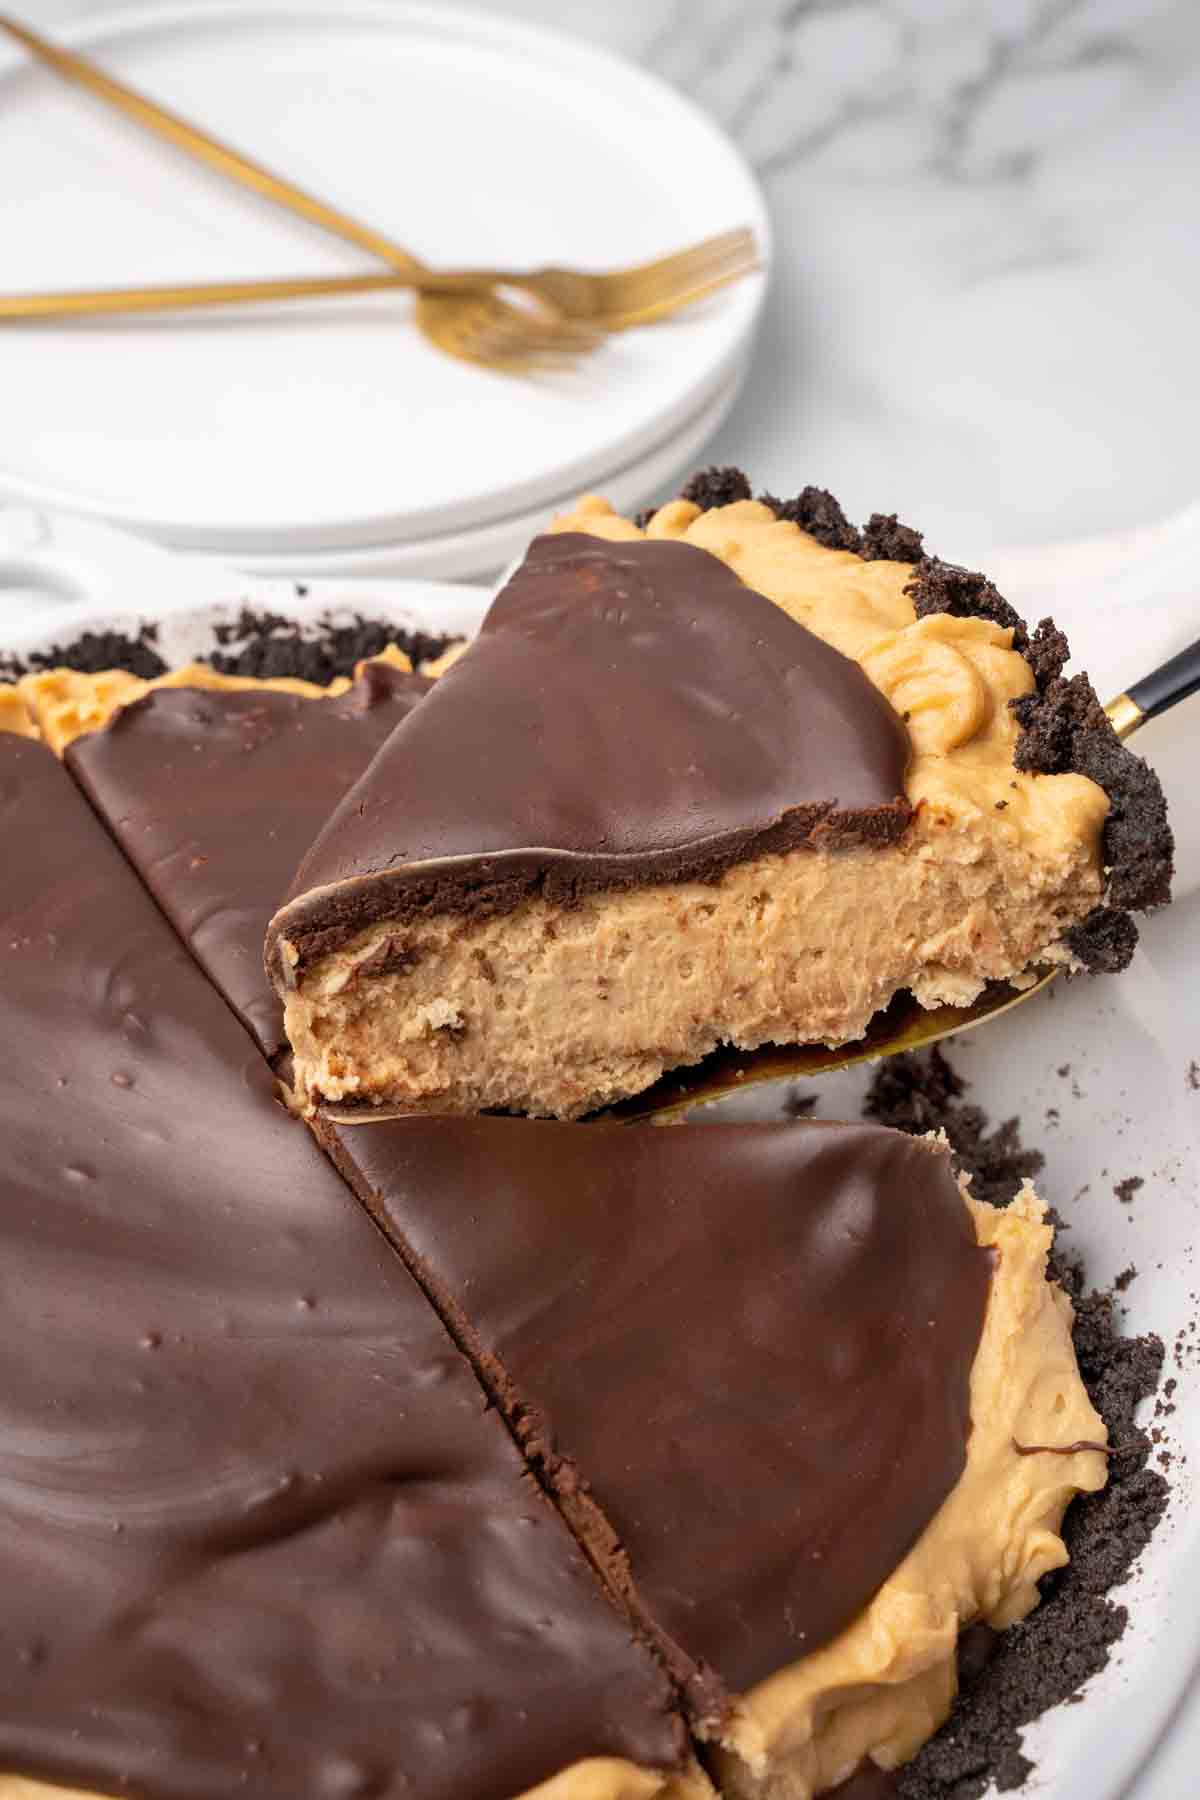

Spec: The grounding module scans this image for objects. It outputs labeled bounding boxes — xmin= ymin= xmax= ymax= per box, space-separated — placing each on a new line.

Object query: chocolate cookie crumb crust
xmin=674 ymin=466 xmax=1173 ymax=966
xmin=862 ymin=1050 xmax=1169 ymax=1799
xmin=208 ymin=606 xmax=454 ymax=685
xmin=0 ymin=623 xmax=167 ymax=682
xmin=0 ymin=610 xmax=453 ymax=688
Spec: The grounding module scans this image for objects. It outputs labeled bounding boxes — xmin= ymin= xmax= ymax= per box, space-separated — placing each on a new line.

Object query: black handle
xmin=1127 ymin=633 xmax=1200 ymax=722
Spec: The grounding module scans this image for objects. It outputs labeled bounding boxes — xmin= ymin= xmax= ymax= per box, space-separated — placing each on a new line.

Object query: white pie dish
xmin=1 ymin=510 xmax=1197 ymax=1800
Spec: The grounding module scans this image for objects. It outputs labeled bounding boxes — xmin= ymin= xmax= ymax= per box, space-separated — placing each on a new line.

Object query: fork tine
xmin=620 ymin=249 xmax=761 ymax=321
xmin=475 ymin=311 xmax=600 ymax=359
xmin=605 ymin=235 xmax=760 ymax=314
xmin=606 ymin=230 xmax=757 ymax=299
xmin=600 ymin=260 xmax=762 ymax=332
xmin=420 ymin=292 xmax=600 ymax=369
xmin=613 ymin=228 xmax=757 ymax=286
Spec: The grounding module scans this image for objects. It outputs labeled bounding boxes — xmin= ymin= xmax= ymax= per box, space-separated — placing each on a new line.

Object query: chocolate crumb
xmin=906 ymin=558 xmax=1030 ymax=657
xmin=1026 ymin=617 xmax=1071 ymax=688
xmin=0 ymin=626 xmax=166 ymax=681
xmin=1064 ymin=906 xmax=1140 ymax=974
xmin=206 ymin=608 xmax=452 ymax=686
xmin=1187 ymin=1061 xmax=1200 ymax=1091
xmin=859 ymin=512 xmax=925 ymax=564
xmin=863 ymin=1048 xmax=1043 ymax=1210
xmin=678 ymin=465 xmax=752 ymax=510
xmin=633 ymin=507 xmax=656 ymax=531
xmin=0 ymin=611 xmax=451 ymax=689
xmin=1114 ymin=1177 xmax=1144 ymax=1206
xmin=1012 ymin=672 xmax=1173 ymax=915
xmin=759 ymin=485 xmax=862 ymax=553
xmin=782 ymin=1087 xmax=818 ymax=1119
xmin=864 ymin=1050 xmax=1169 ymax=1800
xmin=1114 ymin=1266 xmax=1138 ymax=1293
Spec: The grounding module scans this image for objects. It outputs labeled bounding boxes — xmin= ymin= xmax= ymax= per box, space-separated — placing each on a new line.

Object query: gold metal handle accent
xmin=1104 ymin=693 xmax=1144 ymax=741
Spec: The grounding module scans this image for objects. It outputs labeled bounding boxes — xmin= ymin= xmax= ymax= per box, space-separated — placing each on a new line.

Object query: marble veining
xmin=42 ymin=0 xmax=1200 ymax=559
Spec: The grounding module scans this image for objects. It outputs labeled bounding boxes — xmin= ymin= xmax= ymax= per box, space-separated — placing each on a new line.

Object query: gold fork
xmin=0 ymin=252 xmax=752 ymax=345
xmin=0 ymin=13 xmax=760 ymax=365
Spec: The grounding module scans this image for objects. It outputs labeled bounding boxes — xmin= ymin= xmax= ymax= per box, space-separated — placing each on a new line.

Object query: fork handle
xmin=1123 ymin=635 xmax=1200 ymax=726
xmin=0 ymin=13 xmax=454 ymax=288
xmin=1105 ymin=634 xmax=1200 ymax=738
xmin=0 ymin=271 xmax=417 ymax=321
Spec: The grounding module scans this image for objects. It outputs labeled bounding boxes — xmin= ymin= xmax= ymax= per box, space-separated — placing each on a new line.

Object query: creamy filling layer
xmin=284 ymin=816 xmax=1103 ymax=1120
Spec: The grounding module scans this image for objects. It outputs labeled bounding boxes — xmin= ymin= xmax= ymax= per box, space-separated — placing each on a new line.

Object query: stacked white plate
xmin=0 ymin=0 xmax=769 ymax=578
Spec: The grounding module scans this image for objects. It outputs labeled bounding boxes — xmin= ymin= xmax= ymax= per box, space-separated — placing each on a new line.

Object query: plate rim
xmin=0 ymin=0 xmax=770 ymax=550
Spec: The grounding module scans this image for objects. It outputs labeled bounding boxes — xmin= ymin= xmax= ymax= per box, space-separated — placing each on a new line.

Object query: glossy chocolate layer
xmin=317 ymin=1114 xmax=991 ymax=1712
xmin=267 ymin=534 xmax=911 ymax=980
xmin=67 ymin=664 xmax=428 ymax=1054
xmin=0 ymin=736 xmax=688 ymax=1800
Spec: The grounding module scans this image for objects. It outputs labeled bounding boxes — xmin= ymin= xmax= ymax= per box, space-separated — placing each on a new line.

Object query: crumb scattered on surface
xmin=207 ymin=609 xmax=452 ymax=685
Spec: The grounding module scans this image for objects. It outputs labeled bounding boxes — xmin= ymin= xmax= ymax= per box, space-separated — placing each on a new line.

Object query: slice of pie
xmin=315 ymin=1108 xmax=1107 ymax=1798
xmin=266 ymin=471 xmax=1172 ymax=1119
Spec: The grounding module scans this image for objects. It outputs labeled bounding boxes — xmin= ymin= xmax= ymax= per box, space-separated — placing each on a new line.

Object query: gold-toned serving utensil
xmin=0 ymin=13 xmax=759 ymax=364
xmin=614 ymin=641 xmax=1200 ymax=1124
xmin=0 ymin=256 xmax=755 ymax=354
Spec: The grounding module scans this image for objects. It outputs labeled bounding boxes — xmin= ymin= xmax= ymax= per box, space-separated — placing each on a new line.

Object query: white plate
xmin=0 ymin=364 xmax=745 ymax=592
xmin=200 ymin=362 xmax=745 ymax=580
xmin=0 ymin=504 xmax=492 ymax=653
xmin=0 ymin=0 xmax=768 ymax=554
xmin=2 ymin=520 xmax=1197 ymax=1800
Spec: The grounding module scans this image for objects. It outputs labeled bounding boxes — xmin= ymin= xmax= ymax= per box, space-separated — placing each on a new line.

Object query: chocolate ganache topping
xmin=266 ymin=533 xmax=911 ymax=983
xmin=316 ymin=1113 xmax=991 ymax=1721
xmin=68 ymin=663 xmax=429 ymax=1056
xmin=0 ymin=736 xmax=690 ymax=1800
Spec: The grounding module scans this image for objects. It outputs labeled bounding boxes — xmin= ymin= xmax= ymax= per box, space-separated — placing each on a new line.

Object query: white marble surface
xmin=38 ymin=0 xmax=1200 ymax=563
